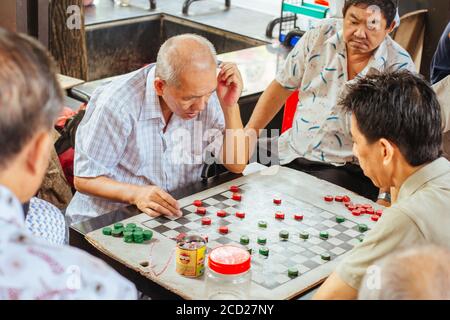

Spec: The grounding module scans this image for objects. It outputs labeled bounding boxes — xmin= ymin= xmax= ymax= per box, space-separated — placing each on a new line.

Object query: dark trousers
xmin=284 ymin=158 xmax=379 ymax=201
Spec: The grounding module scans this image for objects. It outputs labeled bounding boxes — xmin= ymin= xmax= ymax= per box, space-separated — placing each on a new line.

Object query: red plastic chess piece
xmin=273 ymin=198 xmax=282 ymax=205
xmin=235 ymin=212 xmax=245 ymax=219
xmin=196 ymin=207 xmax=206 ymax=215
xmin=275 ymin=212 xmax=285 ymax=220
xmin=217 ymin=210 xmax=227 ymax=217
xmin=201 ymin=217 xmax=212 ymax=225
xmin=219 ymin=226 xmax=229 ymax=234
xmin=193 ymin=200 xmax=202 ymax=207
xmin=232 ymin=193 xmax=242 ymax=201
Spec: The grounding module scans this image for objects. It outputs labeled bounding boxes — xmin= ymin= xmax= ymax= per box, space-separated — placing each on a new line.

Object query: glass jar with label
xmin=204 ymin=245 xmax=252 ymax=300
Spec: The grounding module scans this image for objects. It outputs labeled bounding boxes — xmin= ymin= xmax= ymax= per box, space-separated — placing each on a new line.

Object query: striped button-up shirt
xmin=276 ymin=19 xmax=415 ymax=166
xmin=0 ymin=185 xmax=137 ymax=300
xmin=67 ymin=64 xmax=225 ymax=224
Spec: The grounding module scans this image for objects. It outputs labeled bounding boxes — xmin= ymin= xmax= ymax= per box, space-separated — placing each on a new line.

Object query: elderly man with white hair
xmin=359 ymin=245 xmax=450 ymax=300
xmin=67 ymin=34 xmax=247 ymax=224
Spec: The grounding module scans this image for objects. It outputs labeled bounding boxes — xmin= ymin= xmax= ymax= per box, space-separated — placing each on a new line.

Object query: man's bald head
xmin=359 ymin=245 xmax=450 ymax=300
xmin=155 ymin=34 xmax=217 ymax=85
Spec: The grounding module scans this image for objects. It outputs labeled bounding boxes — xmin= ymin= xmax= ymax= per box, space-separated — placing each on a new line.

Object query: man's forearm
xmin=245 ymin=80 xmax=293 ymax=132
xmin=221 ymin=104 xmax=248 ymax=173
xmin=244 ymin=80 xmax=292 ymax=161
xmin=74 ymin=176 xmax=139 ymax=205
xmin=313 ymin=272 xmax=358 ymax=300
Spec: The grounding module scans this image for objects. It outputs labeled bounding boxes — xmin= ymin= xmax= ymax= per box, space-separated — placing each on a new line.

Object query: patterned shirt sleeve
xmin=276 ymin=28 xmax=316 ymax=91
xmin=0 ymin=186 xmax=138 ymax=300
xmin=74 ymin=98 xmax=132 ymax=178
xmin=0 ymin=237 xmax=138 ymax=300
xmin=26 ymin=197 xmax=66 ymax=245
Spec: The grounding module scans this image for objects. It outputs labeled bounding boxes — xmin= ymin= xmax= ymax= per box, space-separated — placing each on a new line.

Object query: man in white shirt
xmin=246 ymin=0 xmax=414 ymax=203
xmin=0 ymin=28 xmax=137 ymax=299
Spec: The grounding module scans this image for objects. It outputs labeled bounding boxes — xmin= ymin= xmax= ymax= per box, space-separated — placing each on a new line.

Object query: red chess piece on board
xmin=235 ymin=212 xmax=245 ymax=219
xmin=193 ymin=200 xmax=202 ymax=207
xmin=201 ymin=217 xmax=212 ymax=225
xmin=275 ymin=212 xmax=285 ymax=220
xmin=273 ymin=198 xmax=282 ymax=205
xmin=217 ymin=210 xmax=227 ymax=217
xmin=219 ymin=226 xmax=229 ymax=234
xmin=196 ymin=207 xmax=206 ymax=215
xmin=232 ymin=193 xmax=242 ymax=201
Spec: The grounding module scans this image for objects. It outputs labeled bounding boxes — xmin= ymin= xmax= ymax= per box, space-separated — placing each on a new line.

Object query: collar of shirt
xmin=366 ymin=38 xmax=389 ymax=74
xmin=397 ymin=157 xmax=450 ymax=201
xmin=324 ymin=29 xmax=345 ymax=56
xmin=140 ymin=64 xmax=165 ymax=122
xmin=0 ymin=185 xmax=25 ymax=227
xmin=325 ymin=28 xmax=389 ymax=76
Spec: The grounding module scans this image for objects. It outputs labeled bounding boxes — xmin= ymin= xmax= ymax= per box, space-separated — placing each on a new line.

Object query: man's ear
xmin=380 ymin=138 xmax=395 ymax=166
xmin=25 ymin=130 xmax=51 ymax=177
xmin=154 ymin=77 xmax=165 ymax=96
xmin=387 ymin=20 xmax=396 ymax=33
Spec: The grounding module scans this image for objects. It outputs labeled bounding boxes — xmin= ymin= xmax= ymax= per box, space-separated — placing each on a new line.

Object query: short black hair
xmin=343 ymin=0 xmax=397 ymax=28
xmin=341 ymin=71 xmax=443 ymax=167
xmin=0 ymin=28 xmax=62 ymax=169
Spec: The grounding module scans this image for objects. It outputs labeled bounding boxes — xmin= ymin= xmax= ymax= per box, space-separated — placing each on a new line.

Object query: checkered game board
xmin=86 ymin=166 xmax=378 ymax=299
xmin=141 ymin=182 xmax=369 ymax=291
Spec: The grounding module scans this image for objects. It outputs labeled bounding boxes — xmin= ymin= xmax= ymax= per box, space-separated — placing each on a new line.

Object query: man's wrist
xmin=221 ymin=103 xmax=240 ymax=112
xmin=127 ymin=185 xmax=142 ymax=205
xmin=377 ymin=192 xmax=391 ymax=203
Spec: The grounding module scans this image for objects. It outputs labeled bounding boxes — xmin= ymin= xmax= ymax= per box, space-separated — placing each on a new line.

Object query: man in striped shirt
xmin=67 ymin=34 xmax=248 ymax=224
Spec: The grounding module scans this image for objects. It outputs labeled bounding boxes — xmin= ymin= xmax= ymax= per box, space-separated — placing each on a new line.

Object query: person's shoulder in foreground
xmin=313 ymin=70 xmax=449 ymax=299
xmin=0 ymin=187 xmax=136 ymax=299
xmin=359 ymin=245 xmax=450 ymax=300
xmin=0 ymin=27 xmax=137 ymax=300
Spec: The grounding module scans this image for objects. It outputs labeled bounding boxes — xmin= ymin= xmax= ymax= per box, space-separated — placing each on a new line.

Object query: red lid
xmin=208 ymin=246 xmax=251 ymax=275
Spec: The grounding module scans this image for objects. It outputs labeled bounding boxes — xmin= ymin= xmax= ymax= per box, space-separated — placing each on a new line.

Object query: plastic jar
xmin=205 ymin=245 xmax=252 ymax=300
